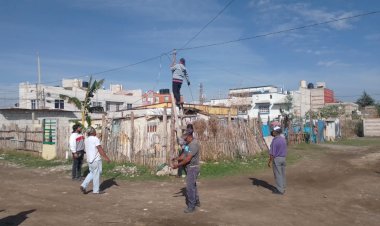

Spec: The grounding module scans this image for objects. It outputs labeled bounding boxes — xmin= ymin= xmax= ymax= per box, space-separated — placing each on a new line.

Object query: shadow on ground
xmin=249 ymin=177 xmax=277 ymax=192
xmin=0 ymin=209 xmax=36 ymax=226
xmin=100 ymin=177 xmax=119 ymax=191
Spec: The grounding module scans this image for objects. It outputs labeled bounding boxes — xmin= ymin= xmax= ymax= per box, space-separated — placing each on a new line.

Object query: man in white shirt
xmin=69 ymin=124 xmax=85 ymax=181
xmin=80 ymin=127 xmax=110 ymax=194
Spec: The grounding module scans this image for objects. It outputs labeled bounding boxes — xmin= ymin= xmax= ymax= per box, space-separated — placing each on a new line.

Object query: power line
xmin=181 ymin=0 xmax=235 ymax=49
xmin=19 ymin=10 xmax=380 ymax=88
xmin=178 ymin=11 xmax=380 ymax=51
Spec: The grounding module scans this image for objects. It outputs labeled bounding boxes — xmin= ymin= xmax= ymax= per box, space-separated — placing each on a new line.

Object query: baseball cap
xmin=182 ymin=128 xmax=193 ymax=138
xmin=273 ymin=126 xmax=281 ymax=132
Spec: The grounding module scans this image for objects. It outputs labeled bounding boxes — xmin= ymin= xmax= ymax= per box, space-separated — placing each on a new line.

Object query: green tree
xmin=319 ymin=105 xmax=345 ymax=118
xmin=284 ymin=94 xmax=293 ymax=111
xmin=60 ymin=76 xmax=104 ymax=127
xmin=356 ymin=91 xmax=374 ymax=108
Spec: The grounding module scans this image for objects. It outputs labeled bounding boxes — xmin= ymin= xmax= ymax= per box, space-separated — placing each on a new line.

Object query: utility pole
xmin=199 ymin=83 xmax=205 ymax=105
xmin=309 ymin=88 xmax=313 ymax=142
xmin=37 ymin=53 xmax=42 ymax=109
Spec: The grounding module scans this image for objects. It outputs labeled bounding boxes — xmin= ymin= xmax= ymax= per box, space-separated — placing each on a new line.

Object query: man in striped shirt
xmin=69 ymin=124 xmax=85 ymax=181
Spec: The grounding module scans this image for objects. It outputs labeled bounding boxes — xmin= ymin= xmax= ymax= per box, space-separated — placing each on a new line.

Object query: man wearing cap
xmin=268 ymin=126 xmax=287 ymax=195
xmin=69 ymin=123 xmax=85 ymax=181
xmin=170 ymin=50 xmax=190 ymax=109
xmin=172 ymin=129 xmax=200 ymax=213
xmin=80 ymin=127 xmax=110 ymax=195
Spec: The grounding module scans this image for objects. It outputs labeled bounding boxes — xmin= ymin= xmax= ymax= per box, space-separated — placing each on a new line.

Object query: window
xmin=259 ymin=105 xmax=270 ymax=114
xmin=126 ymin=103 xmax=132 ymax=110
xmin=31 ymin=100 xmax=36 ymax=109
xmin=270 ymin=95 xmax=272 ymax=99
xmin=155 ymin=97 xmax=159 ymax=103
xmin=92 ymin=101 xmax=102 ymax=107
xmin=54 ymin=99 xmax=64 ymax=109
xmin=164 ymin=96 xmax=169 ymax=103
xmin=147 ymin=124 xmax=157 ymax=132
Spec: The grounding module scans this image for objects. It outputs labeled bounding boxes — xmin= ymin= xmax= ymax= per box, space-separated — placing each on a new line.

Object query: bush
xmin=354 ymin=120 xmax=364 ymax=137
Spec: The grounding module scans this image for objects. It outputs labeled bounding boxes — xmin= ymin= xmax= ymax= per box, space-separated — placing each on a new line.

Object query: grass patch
xmin=0 ymin=150 xmax=69 ymax=168
xmin=200 ymin=153 xmax=268 ymax=178
xmin=0 ymin=149 xmax=167 ymax=181
xmin=1 ymin=144 xmax=320 ymax=180
xmin=333 ymin=137 xmax=380 ymax=147
xmin=101 ymin=162 xmax=166 ymax=181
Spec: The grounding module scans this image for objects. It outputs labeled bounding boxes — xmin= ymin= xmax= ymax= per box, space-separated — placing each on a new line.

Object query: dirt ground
xmin=1 ymin=143 xmax=379 ymax=226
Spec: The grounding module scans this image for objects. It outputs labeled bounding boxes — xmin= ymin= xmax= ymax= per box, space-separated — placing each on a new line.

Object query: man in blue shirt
xmin=268 ymin=126 xmax=287 ymax=195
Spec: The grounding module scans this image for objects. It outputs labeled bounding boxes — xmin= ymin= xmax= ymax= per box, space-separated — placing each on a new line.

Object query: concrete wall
xmin=363 ymin=118 xmax=380 ymax=137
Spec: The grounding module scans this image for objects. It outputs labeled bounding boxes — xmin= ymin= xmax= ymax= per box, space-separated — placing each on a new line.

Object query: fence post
xmin=163 ymin=107 xmax=168 ymax=164
xmin=130 ymin=111 xmax=135 ymax=162
xmin=24 ymin=126 xmax=28 ymax=150
xmin=101 ymin=114 xmax=108 ymax=152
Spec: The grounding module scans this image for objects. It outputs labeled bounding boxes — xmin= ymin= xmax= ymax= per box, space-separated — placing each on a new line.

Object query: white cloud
xmin=317 ymin=60 xmax=349 ymax=67
xmin=70 ymin=0 xmax=225 ymax=23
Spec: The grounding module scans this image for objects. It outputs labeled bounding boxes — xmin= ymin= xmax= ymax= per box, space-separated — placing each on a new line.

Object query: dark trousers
xmin=172 ymin=81 xmax=182 ymax=107
xmin=186 ymin=166 xmax=200 ymax=209
xmin=72 ymin=150 xmax=84 ymax=179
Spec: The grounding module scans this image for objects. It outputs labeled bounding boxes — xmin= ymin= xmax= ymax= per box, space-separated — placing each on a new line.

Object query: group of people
xmin=67 ymin=53 xmax=288 ymax=212
xmin=69 ymin=124 xmax=110 ymax=195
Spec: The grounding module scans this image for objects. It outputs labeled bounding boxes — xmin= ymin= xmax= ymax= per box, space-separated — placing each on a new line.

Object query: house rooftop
xmin=229 ymin=85 xmax=277 ymax=91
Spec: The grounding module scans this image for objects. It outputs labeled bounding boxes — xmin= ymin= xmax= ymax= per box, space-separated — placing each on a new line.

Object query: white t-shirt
xmin=85 ymin=136 xmax=101 ymax=163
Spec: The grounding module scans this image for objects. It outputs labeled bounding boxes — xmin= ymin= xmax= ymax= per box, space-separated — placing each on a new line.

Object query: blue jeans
xmin=186 ymin=166 xmax=200 ymax=209
xmin=81 ymin=160 xmax=102 ymax=193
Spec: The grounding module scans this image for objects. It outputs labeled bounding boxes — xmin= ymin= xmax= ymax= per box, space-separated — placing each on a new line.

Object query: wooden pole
xmin=163 ymin=107 xmax=168 ymax=164
xmin=130 ymin=111 xmax=135 ymax=162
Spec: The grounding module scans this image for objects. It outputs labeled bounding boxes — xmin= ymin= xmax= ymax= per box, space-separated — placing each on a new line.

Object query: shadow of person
xmin=0 ymin=209 xmax=36 ymax=226
xmin=100 ymin=177 xmax=119 ymax=192
xmin=173 ymin=187 xmax=186 ymax=197
xmin=173 ymin=187 xmax=188 ymax=206
xmin=249 ymin=178 xmax=277 ymax=192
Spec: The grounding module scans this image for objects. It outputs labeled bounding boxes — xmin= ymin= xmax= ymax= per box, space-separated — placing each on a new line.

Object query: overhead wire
xmin=177 ymin=11 xmax=380 ymax=51
xmin=3 ymin=10 xmax=379 ymax=108
xmin=27 ymin=10 xmax=379 ymax=86
xmin=180 ymin=0 xmax=235 ymax=49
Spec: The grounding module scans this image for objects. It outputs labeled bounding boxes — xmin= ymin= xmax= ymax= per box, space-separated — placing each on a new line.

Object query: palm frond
xmin=59 ymin=94 xmax=82 ymax=109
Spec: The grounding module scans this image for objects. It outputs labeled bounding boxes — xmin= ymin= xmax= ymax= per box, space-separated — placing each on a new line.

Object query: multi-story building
xmin=292 ymin=81 xmax=335 ymax=117
xmin=142 ymin=89 xmax=183 ymax=105
xmin=209 ymin=85 xmax=289 ymax=122
xmin=18 ymin=79 xmax=142 ymax=112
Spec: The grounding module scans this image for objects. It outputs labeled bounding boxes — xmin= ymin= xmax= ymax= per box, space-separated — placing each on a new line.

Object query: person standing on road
xmin=69 ymin=124 xmax=85 ymax=181
xmin=268 ymin=126 xmax=287 ymax=195
xmin=173 ymin=128 xmax=200 ymax=213
xmin=80 ymin=127 xmax=110 ymax=195
xmin=170 ymin=50 xmax=190 ymax=109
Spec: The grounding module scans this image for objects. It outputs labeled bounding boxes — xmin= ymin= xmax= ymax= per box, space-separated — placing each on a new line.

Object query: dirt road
xmin=1 ymin=143 xmax=379 ymax=226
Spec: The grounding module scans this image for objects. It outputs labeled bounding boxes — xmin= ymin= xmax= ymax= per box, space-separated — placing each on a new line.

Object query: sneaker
xmin=184 ymin=207 xmax=195 ymax=213
xmin=93 ymin=191 xmax=106 ymax=195
xmin=272 ymin=189 xmax=284 ymax=195
xmin=80 ymin=186 xmax=86 ymax=194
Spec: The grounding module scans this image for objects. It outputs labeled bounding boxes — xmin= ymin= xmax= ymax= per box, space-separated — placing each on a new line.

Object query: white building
xmin=208 ymin=85 xmax=289 ymax=123
xmin=18 ymin=79 xmax=142 ymax=112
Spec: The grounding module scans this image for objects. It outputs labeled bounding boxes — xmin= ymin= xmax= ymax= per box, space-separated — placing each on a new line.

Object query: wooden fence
xmin=0 ymin=125 xmax=43 ymax=152
xmin=1 ymin=116 xmax=267 ymax=168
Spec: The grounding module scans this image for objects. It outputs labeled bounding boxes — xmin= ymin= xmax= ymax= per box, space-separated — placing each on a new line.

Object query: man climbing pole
xmin=170 ymin=49 xmax=190 ymax=109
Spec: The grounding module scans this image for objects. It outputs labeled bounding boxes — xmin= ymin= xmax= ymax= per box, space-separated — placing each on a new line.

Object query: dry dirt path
xmin=1 ymin=144 xmax=379 ymax=226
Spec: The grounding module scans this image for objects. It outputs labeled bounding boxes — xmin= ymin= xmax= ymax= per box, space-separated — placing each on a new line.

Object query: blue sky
xmin=0 ymin=0 xmax=379 ymax=106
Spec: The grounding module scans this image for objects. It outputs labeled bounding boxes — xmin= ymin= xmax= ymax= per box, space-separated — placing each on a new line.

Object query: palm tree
xmin=60 ymin=76 xmax=104 ymax=127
